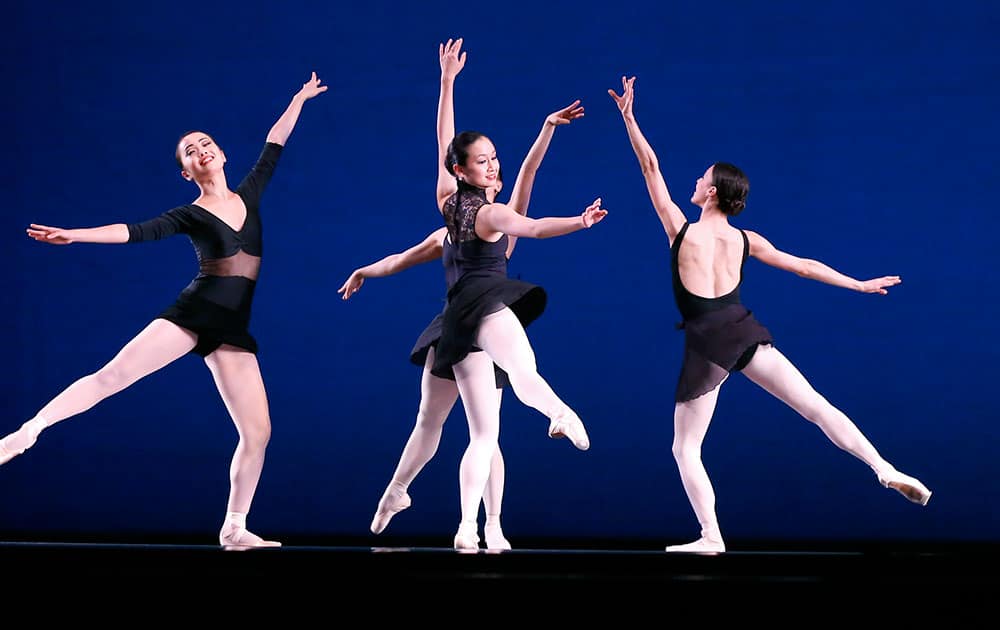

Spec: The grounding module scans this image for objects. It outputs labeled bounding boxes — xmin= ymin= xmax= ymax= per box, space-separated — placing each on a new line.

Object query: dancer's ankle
xmin=224 ymin=511 xmax=247 ymax=529
xmin=483 ymin=518 xmax=511 ymax=551
xmin=700 ymin=525 xmax=723 ymax=543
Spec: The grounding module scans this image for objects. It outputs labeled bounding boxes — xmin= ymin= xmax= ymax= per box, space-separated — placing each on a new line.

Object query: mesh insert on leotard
xmin=198 ymin=249 xmax=261 ymax=281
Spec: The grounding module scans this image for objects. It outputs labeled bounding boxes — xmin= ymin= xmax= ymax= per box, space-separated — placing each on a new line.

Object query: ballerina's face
xmin=690 ymin=164 xmax=716 ymax=206
xmin=454 ymin=136 xmax=500 ymax=190
xmin=177 ymin=132 xmax=227 ymax=180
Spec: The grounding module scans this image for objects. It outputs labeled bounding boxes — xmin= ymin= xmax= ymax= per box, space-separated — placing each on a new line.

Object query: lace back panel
xmin=443 ymin=184 xmax=489 ymax=244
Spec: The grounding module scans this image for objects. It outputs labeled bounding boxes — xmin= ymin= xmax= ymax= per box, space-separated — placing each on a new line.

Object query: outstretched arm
xmin=609 ymin=76 xmax=687 ymax=243
xmin=266 ymin=72 xmax=328 ymax=146
xmin=338 ymin=227 xmax=448 ymax=300
xmin=477 ymin=199 xmax=607 ymax=240
xmin=436 ymin=38 xmax=467 ymax=211
xmin=746 ymin=230 xmax=901 ymax=294
xmin=505 ymin=100 xmax=585 ymax=259
xmin=26 ymin=223 xmax=128 ymax=245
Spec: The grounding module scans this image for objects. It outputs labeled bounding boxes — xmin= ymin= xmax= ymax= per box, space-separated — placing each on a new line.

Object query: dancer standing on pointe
xmin=3 ymin=72 xmax=327 ymax=549
xmin=341 ymin=93 xmax=585 ymax=550
xmin=609 ymin=75 xmax=931 ymax=553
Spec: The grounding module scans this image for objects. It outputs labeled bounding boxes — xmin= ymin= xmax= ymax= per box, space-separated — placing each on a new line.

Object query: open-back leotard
xmin=671 ymin=221 xmax=773 ymax=402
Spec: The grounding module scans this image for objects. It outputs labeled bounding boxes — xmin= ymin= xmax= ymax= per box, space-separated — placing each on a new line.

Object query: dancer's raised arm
xmin=266 ymin=72 xmax=328 ymax=146
xmin=609 ymin=75 xmax=687 ymax=243
xmin=504 ymin=100 xmax=585 ymax=258
xmin=436 ymin=38 xmax=467 ymax=211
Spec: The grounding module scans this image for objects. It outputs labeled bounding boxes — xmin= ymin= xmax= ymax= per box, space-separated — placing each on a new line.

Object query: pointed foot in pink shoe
xmin=547 ymin=412 xmax=590 ymax=451
xmin=0 ymin=442 xmax=21 ymax=467
xmin=0 ymin=420 xmax=44 ymax=466
xmin=370 ymin=489 xmax=412 ymax=534
xmin=878 ymin=470 xmax=932 ymax=506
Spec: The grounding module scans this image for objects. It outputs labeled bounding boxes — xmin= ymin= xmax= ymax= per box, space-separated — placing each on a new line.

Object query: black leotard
xmin=430 ymin=182 xmax=546 ymax=380
xmin=671 ymin=222 xmax=773 ymax=402
xmin=126 ymin=142 xmax=282 ymax=357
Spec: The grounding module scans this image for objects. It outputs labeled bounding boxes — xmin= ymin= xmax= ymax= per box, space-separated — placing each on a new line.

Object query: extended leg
xmin=741 ymin=344 xmax=930 ymax=505
xmin=371 ymin=348 xmax=459 ymax=534
xmin=1 ymin=319 xmax=196 ymax=466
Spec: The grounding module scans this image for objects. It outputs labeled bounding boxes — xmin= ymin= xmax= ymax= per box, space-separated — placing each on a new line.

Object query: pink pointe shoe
xmin=218 ymin=523 xmax=282 ymax=551
xmin=0 ymin=440 xmax=21 ymax=466
xmin=484 ymin=524 xmax=512 ymax=551
xmin=665 ymin=537 xmax=726 ymax=554
xmin=0 ymin=419 xmax=45 ymax=466
xmin=548 ymin=410 xmax=590 ymax=451
xmin=878 ymin=469 xmax=932 ymax=506
xmin=454 ymin=522 xmax=480 ymax=551
xmin=370 ymin=488 xmax=412 ymax=534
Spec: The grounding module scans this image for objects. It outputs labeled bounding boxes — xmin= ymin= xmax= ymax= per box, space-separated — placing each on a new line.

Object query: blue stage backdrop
xmin=3 ymin=0 xmax=997 ymax=546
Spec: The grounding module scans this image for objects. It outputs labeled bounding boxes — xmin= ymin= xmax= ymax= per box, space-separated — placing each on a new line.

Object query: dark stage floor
xmin=1 ymin=537 xmax=995 ymax=621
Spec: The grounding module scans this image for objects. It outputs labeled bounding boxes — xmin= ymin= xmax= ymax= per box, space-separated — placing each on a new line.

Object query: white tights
xmin=371 ymin=347 xmax=508 ymax=544
xmin=670 ymin=344 xmax=926 ymax=551
xmin=453 ymin=308 xmax=579 ymax=538
xmin=0 ymin=319 xmax=279 ymax=548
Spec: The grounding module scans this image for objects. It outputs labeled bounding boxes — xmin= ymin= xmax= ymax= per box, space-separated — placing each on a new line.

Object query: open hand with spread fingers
xmin=439 ymin=37 xmax=467 ymax=80
xmin=608 ymin=75 xmax=637 ymax=117
xmin=546 ymin=100 xmax=585 ymax=127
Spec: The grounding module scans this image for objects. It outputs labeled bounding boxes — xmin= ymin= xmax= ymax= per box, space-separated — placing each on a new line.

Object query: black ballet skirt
xmin=675 ymin=304 xmax=773 ymax=402
xmin=428 ymin=183 xmax=547 ymax=381
xmin=159 ymin=289 xmax=258 ymax=357
xmin=409 ymin=309 xmax=445 ymax=369
xmin=671 ymin=222 xmax=773 ymax=402
xmin=408 ymin=308 xmax=509 ymax=389
xmin=126 ymin=142 xmax=282 ymax=357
